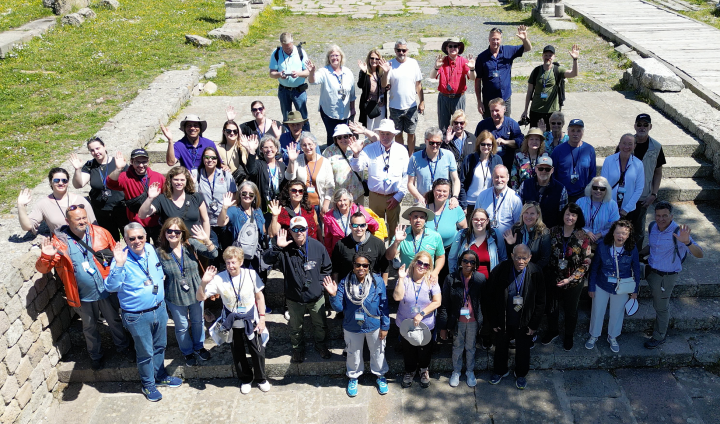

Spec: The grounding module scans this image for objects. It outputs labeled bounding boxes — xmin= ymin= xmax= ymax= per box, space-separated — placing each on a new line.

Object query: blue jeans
xmin=320 ymin=107 xmax=348 ymax=147
xmin=278 ymin=85 xmax=310 ymax=132
xmin=122 ymin=301 xmax=169 ymax=389
xmin=166 ymin=300 xmax=205 ymax=356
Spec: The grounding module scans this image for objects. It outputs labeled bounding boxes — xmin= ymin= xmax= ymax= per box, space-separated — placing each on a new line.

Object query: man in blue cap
xmin=550 ymin=118 xmax=596 ymax=202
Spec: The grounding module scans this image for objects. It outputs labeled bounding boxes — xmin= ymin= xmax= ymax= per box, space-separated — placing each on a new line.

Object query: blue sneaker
xmin=376 ymin=377 xmax=389 ymax=395
xmin=516 ymin=376 xmax=527 ymax=390
xmin=156 ymin=376 xmax=182 ymax=388
xmin=142 ymin=386 xmax=162 ymax=402
xmin=489 ymin=371 xmax=510 ymax=385
xmin=347 ymin=378 xmax=359 ymax=397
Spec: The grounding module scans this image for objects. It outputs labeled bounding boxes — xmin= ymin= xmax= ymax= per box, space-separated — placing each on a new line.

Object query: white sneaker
xmin=258 ymin=380 xmax=271 ymax=392
xmin=240 ymin=383 xmax=251 ymax=394
xmin=449 ymin=371 xmax=461 ymax=387
xmin=585 ymin=336 xmax=598 ymax=350
xmin=466 ymin=371 xmax=477 ymax=388
xmin=607 ymin=336 xmax=620 ymax=353
xmin=284 ymin=310 xmax=290 ymax=321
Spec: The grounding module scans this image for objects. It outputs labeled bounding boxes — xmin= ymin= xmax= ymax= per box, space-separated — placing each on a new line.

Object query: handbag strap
xmin=67 ymin=230 xmax=99 ymax=257
xmin=191 ymin=243 xmax=206 ymax=275
xmin=339 ymin=143 xmax=364 ymax=185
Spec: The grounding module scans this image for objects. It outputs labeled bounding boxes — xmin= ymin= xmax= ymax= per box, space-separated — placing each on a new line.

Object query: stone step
xmin=596 ymin=156 xmax=713 ymax=179
xmin=659 ymin=177 xmax=720 ymax=202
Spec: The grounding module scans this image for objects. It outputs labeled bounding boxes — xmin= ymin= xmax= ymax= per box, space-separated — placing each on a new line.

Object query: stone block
xmin=39 ymin=356 xmax=51 ymax=379
xmin=632 ymin=58 xmax=684 ymax=92
xmin=688 ymin=332 xmax=720 ymax=364
xmin=226 ymin=0 xmax=252 ymax=18
xmin=49 ymin=0 xmax=90 ymax=15
xmin=98 ymin=0 xmax=120 ymax=10
xmin=185 ymin=34 xmax=212 ymax=47
xmin=45 ymin=368 xmax=58 ymax=392
xmin=0 ymin=338 xmax=5 ymax=363
xmin=27 ymin=342 xmax=43 ymax=368
xmin=28 ymin=389 xmax=47 ymax=415
xmin=78 ymin=7 xmax=96 ymax=19
xmin=5 ymin=269 xmax=23 ymax=297
xmin=6 ymin=320 xmax=23 ymax=348
xmin=0 ymin=365 xmax=6 ymax=389
xmin=4 ymin=297 xmax=20 ymax=325
xmin=19 ymin=303 xmax=36 ymax=330
xmin=0 ymin=313 xmax=9 ymax=336
xmin=204 ymin=81 xmax=218 ymax=94
xmin=0 ymin=288 xmax=9 ymax=311
xmin=0 ymin=376 xmax=18 ymax=405
xmin=36 ymin=312 xmax=49 ymax=330
xmin=0 ymin=400 xmax=20 ymax=423
xmin=15 ymin=357 xmax=32 ymax=386
xmin=61 ymin=13 xmax=86 ymax=27
xmin=615 ymin=44 xmax=632 ymax=55
xmin=18 ymin=331 xmax=34 ymax=355
xmin=207 ymin=22 xmax=249 ymax=42
xmin=16 ymin=252 xmax=39 ymax=282
xmin=5 ymin=345 xmax=20 ymax=375
xmin=14 ymin=382 xmax=31 ymax=409
xmin=38 ymin=331 xmax=53 ymax=354
xmin=29 ymin=366 xmax=44 ymax=391
xmin=48 ymin=348 xmax=59 ymax=367
xmin=49 ymin=294 xmax=65 ymax=321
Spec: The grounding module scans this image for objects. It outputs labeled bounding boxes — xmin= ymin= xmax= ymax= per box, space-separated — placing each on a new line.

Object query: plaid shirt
xmin=156 ymin=239 xmax=218 ymax=306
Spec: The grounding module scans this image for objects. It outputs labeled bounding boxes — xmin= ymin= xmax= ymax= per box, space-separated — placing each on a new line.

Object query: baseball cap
xmin=543 ymin=45 xmax=555 ymax=54
xmin=289 ymin=216 xmax=308 ymax=229
xmin=568 ymin=119 xmax=584 ymax=128
xmin=636 ymin=113 xmax=651 ymax=123
xmin=537 ymin=154 xmax=553 ymax=167
xmin=130 ymin=148 xmax=149 ymax=159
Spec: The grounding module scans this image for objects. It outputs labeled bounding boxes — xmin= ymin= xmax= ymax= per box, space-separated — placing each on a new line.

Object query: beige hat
xmin=400 ymin=319 xmax=432 ymax=346
xmin=524 ymin=127 xmax=545 ymax=142
xmin=441 ymin=37 xmax=465 ymax=55
xmin=402 ymin=205 xmax=435 ymax=222
xmin=283 ymin=111 xmax=308 ymax=125
xmin=375 ymin=119 xmax=400 ymax=135
xmin=179 ymin=115 xmax=207 ymax=133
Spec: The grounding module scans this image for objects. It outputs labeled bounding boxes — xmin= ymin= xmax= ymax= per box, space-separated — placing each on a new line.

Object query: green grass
xmin=672 ymin=0 xmax=720 ymax=29
xmin=0 ymin=0 xmax=53 ymax=33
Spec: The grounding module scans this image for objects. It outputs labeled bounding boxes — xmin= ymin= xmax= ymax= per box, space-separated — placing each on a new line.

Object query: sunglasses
xmin=461 ymin=259 xmax=476 ymax=265
xmin=251 ymin=107 xmax=264 ymax=113
xmin=290 ymin=188 xmax=304 ymax=194
xmin=335 ymin=134 xmax=352 ymax=140
xmin=353 ymin=262 xmax=370 ymax=269
xmin=203 ymin=155 xmax=218 ymax=160
xmin=67 ymin=204 xmax=85 ymax=211
xmin=395 ymin=48 xmax=407 ymax=53
xmin=490 ymin=27 xmax=503 ymax=34
xmin=479 ymin=143 xmax=493 ymax=147
xmin=52 ymin=178 xmax=69 ymax=184
xmin=428 ymin=141 xmax=442 ymax=147
xmin=592 ymin=186 xmax=607 ymax=191
xmin=550 ymin=122 xmax=564 ymax=126
xmin=133 ymin=160 xmax=149 ymax=166
xmin=536 ymin=167 xmax=552 ymax=172
xmin=186 ymin=122 xmax=201 ymax=128
xmin=636 ymin=122 xmax=649 ymax=127
xmin=166 ymin=229 xmax=182 ymax=235
xmin=350 ymin=223 xmax=367 ymax=229
xmin=291 ymin=226 xmax=307 ymax=233
xmin=452 ymin=121 xmax=466 ymax=126
xmin=127 ymin=235 xmax=146 ymax=241
xmin=447 ymin=44 xmax=460 ymax=49
xmin=416 ymin=260 xmax=430 ymax=269
xmin=241 ymin=191 xmax=255 ymax=198
xmin=224 ymin=129 xmax=239 ymax=135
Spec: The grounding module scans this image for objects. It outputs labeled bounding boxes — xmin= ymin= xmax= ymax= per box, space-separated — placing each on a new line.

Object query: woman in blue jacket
xmin=324 ymin=252 xmax=390 ymax=398
xmin=586 ymin=220 xmax=640 ymax=353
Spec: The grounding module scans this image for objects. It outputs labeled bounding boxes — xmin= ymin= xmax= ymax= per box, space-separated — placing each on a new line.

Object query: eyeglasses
xmin=251 ymin=107 xmax=264 ymax=113
xmin=350 ymin=223 xmax=367 ymax=229
xmin=52 ymin=178 xmax=69 ymax=184
xmin=133 ymin=160 xmax=149 ymax=166
xmin=452 ymin=121 xmax=466 ymax=126
xmin=67 ymin=204 xmax=85 ymax=211
xmin=636 ymin=122 xmax=649 ymax=128
xmin=415 ymin=260 xmax=430 ymax=269
xmin=241 ymin=191 xmax=255 ymax=198
xmin=353 ymin=262 xmax=370 ymax=269
xmin=550 ymin=122 xmax=563 ymax=126
xmin=225 ymin=129 xmax=239 ymax=135
xmin=447 ymin=44 xmax=460 ymax=49
xmin=290 ymin=226 xmax=307 ymax=233
xmin=592 ymin=186 xmax=607 ymax=191
xmin=395 ymin=48 xmax=407 ymax=53
xmin=290 ymin=188 xmax=304 ymax=194
xmin=166 ymin=229 xmax=182 ymax=235
xmin=203 ymin=155 xmax=218 ymax=161
xmin=428 ymin=141 xmax=442 ymax=147
xmin=335 ymin=134 xmax=352 ymax=140
xmin=472 ymin=218 xmax=488 ymax=223
xmin=127 ymin=235 xmax=146 ymax=241
xmin=461 ymin=259 xmax=476 ymax=265
xmin=479 ymin=143 xmax=493 ymax=147
xmin=186 ymin=122 xmax=201 ymax=128
xmin=536 ymin=166 xmax=552 ymax=172
xmin=370 ymin=57 xmax=381 ymax=61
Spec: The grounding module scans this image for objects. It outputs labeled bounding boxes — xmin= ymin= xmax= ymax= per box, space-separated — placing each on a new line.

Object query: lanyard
xmin=462 ymin=274 xmax=471 ymax=307
xmin=513 ymin=267 xmax=527 ymax=294
xmin=299 ymin=238 xmax=309 ymax=262
xmin=128 ymin=248 xmax=152 ymax=280
xmin=432 ymin=202 xmax=445 ymax=230
xmin=190 ymin=145 xmax=199 ymax=166
xmin=492 ymin=190 xmax=507 ymax=219
xmin=569 ymin=146 xmax=579 ymax=175
xmin=98 ymin=157 xmax=110 ymax=189
xmin=268 ymin=166 xmax=278 ymax=197
xmin=382 ymin=148 xmax=391 ymax=171
xmin=589 ymin=201 xmax=602 ymax=229
xmin=412 ymin=278 xmax=424 ymax=306
xmin=231 ymin=270 xmax=247 ymax=309
xmin=305 ymin=155 xmax=320 ymax=186
xmin=332 ymin=71 xmax=344 ymax=89
xmin=256 ymin=119 xmax=267 ymax=139
xmin=542 ymin=67 xmax=551 ymax=89
xmin=425 ymin=150 xmax=443 ymax=182
xmin=561 ymin=235 xmax=571 ymax=260
xmin=141 ymin=175 xmax=149 ymax=191
xmin=171 ymin=247 xmax=185 ymax=277
xmin=52 ymin=193 xmax=70 ymax=217
xmin=73 ymin=229 xmax=92 ymax=258
xmin=336 ymin=208 xmax=350 ymax=236
xmin=412 ymin=230 xmax=426 ymax=255
xmin=479 ymin=156 xmax=492 ymax=185
xmin=617 ymin=156 xmax=630 ymax=186
xmin=202 ymin=168 xmax=217 ymax=200
xmin=612 ymin=245 xmax=623 ymax=277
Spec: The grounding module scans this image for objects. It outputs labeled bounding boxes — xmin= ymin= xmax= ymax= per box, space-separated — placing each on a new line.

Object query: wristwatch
xmin=651 ymin=193 xmax=658 ymax=197
xmin=419 ymin=310 xmax=426 ymax=317
xmin=684 ymin=241 xmax=692 ymax=247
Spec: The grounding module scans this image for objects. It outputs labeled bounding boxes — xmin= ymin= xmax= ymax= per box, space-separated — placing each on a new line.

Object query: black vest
xmin=519 ymin=178 xmax=565 ymax=228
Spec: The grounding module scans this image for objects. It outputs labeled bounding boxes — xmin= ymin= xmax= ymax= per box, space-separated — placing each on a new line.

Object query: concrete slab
xmin=563 ymin=369 xmax=621 ymax=398
xmin=569 ymin=398 xmax=635 ymax=424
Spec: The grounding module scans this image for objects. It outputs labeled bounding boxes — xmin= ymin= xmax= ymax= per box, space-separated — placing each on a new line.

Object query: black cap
xmin=130 ymin=148 xmax=149 ymax=159
xmin=568 ymin=118 xmax=584 ymax=128
xmin=543 ymin=45 xmax=555 ymax=54
xmin=636 ymin=113 xmax=651 ymax=123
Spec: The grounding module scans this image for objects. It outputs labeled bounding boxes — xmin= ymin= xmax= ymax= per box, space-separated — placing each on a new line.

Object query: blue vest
xmin=519 ymin=178 xmax=565 ymax=228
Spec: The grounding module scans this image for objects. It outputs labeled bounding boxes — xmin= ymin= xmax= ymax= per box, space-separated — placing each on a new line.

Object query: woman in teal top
xmin=425 ymin=178 xmax=467 ymax=286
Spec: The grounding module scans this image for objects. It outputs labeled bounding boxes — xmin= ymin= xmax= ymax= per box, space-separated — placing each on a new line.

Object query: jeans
xmin=437 ymin=93 xmax=466 ymax=132
xmin=287 ymin=297 xmax=328 ymax=350
xmin=589 ymin=286 xmax=627 ymax=338
xmin=493 ymin=325 xmax=531 ymax=377
xmin=74 ymin=294 xmax=130 ymax=360
xmin=278 ymin=85 xmax=310 ymax=132
xmin=452 ymin=320 xmax=477 ymax=373
xmin=344 ymin=329 xmax=388 ymax=379
xmin=647 ymin=271 xmax=679 ymax=341
xmin=122 ymin=301 xmax=169 ymax=389
xmin=166 ymin=300 xmax=205 ymax=356
xmin=231 ymin=327 xmax=267 ymax=384
xmin=320 ymin=107 xmax=349 ymax=147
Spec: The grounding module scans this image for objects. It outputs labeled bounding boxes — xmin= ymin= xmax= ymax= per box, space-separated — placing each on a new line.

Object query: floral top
xmin=322 ymin=141 xmax=371 ymax=201
xmin=509 ymin=152 xmax=540 ymax=190
xmin=543 ymin=132 xmax=569 ymax=156
xmin=548 ymin=226 xmax=592 ymax=289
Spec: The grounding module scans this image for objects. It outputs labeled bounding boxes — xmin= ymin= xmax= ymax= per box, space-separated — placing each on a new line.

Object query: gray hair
xmin=549 ymin=111 xmax=565 ymax=125
xmin=492 ymin=164 xmax=509 ymax=177
xmin=513 ymin=244 xmax=531 ymax=256
xmin=280 ymin=32 xmax=293 ymax=44
xmin=395 ymin=39 xmax=408 ymax=49
xmin=584 ymin=176 xmax=613 ymax=202
xmin=298 ymin=131 xmax=317 ymax=146
xmin=325 ymin=45 xmax=346 ymax=67
xmin=123 ymin=222 xmax=146 ymax=239
xmin=333 ymin=188 xmax=354 ymax=205
xmin=424 ymin=126 xmax=443 ymax=141
xmin=260 ymin=134 xmax=280 ymax=152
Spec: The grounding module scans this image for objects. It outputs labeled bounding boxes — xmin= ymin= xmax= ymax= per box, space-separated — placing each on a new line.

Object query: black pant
xmin=146 ymin=225 xmax=161 ymax=246
xmin=529 ymin=110 xmax=553 ymax=129
xmin=547 ymin=280 xmax=585 ymax=337
xmin=95 ymin=205 xmax=129 ymax=241
xmin=401 ymin=336 xmax=434 ymax=372
xmin=437 ymin=246 xmax=452 ymax=289
xmin=231 ymin=328 xmax=267 ymax=384
xmin=625 ymin=201 xmax=648 ymax=248
xmin=493 ymin=325 xmax=532 ymax=378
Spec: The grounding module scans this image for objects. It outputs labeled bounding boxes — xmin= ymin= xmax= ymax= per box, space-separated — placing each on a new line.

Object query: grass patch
xmin=672 ymin=0 xmax=720 ymax=29
xmin=0 ymin=0 xmax=54 ymax=33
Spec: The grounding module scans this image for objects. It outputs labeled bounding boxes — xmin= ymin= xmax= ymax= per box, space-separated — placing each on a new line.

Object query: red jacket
xmin=106 ymin=166 xmax=165 ymax=227
xmin=35 ymin=225 xmax=116 ymax=308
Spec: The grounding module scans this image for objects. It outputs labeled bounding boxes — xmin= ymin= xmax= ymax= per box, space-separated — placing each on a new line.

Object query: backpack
xmin=648 ymin=222 xmax=687 ymax=264
xmin=234 ymin=212 xmax=259 ymax=259
xmin=529 ymin=62 xmax=565 ymax=110
xmin=274 ymin=43 xmax=305 ymax=63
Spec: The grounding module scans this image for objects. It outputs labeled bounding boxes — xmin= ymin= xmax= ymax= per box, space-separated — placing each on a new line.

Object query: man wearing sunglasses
xmin=408 ymin=127 xmax=461 ymax=207
xmin=431 ymin=37 xmax=476 ymax=132
xmin=332 ymin=212 xmax=389 ymax=284
xmin=163 ymin=115 xmax=221 ymax=170
xmin=36 ymin=205 xmax=133 ymax=372
xmin=550 ymin=118 xmax=596 ymax=202
xmin=263 ymin=216 xmax=333 ymax=363
xmin=475 ymin=26 xmax=532 ymax=119
xmin=269 ymin=32 xmax=311 ymax=131
xmin=517 ymin=154 xmax=568 ymax=228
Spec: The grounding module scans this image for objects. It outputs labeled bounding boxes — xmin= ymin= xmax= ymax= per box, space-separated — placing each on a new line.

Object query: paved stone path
xmin=43 ymin=367 xmax=720 ymax=423
xmin=0 ymin=17 xmax=56 ymax=59
xmin=285 ymin=0 xmax=502 ymax=18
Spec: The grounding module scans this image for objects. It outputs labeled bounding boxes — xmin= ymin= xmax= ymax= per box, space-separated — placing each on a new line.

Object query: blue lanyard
xmin=413 ymin=279 xmax=424 ymax=306
xmin=98 ymin=158 xmax=109 ymax=189
xmin=590 ymin=201 xmax=602 ymax=229
xmin=618 ymin=156 xmax=630 ymax=185
xmin=299 ymin=238 xmax=309 ymax=261
xmin=171 ymin=248 xmax=185 ymax=277
xmin=570 ymin=146 xmax=579 ymax=175
xmin=412 ymin=230 xmax=426 ymax=255
xmin=332 ymin=71 xmax=344 ymax=88
xmin=128 ymin=248 xmax=151 ymax=279
xmin=202 ymin=169 xmax=217 ymax=200
xmin=336 ymin=208 xmax=350 ymax=236
xmin=492 ymin=190 xmax=507 ymax=218
xmin=355 ymin=242 xmax=360 ymax=252
xmin=190 ymin=145 xmax=199 ymax=166
xmin=425 ymin=150 xmax=442 ymax=182
xmin=562 ymin=235 xmax=571 ymax=260
xmin=305 ymin=155 xmax=319 ymax=185
xmin=513 ymin=267 xmax=527 ymax=294
xmin=432 ymin=202 xmax=445 ymax=230
xmin=542 ymin=67 xmax=551 ymax=89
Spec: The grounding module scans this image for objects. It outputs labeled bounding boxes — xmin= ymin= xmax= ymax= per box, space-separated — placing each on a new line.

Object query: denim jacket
xmin=589 ymin=239 xmax=640 ymax=295
xmin=448 ymin=228 xmax=507 ymax=274
xmin=329 ymin=273 xmax=390 ymax=333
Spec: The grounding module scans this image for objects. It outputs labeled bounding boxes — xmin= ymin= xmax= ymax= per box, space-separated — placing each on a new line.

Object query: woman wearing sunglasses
xmin=18 ymin=167 xmax=98 ymax=234
xmin=323 ymin=124 xmax=369 ymax=207
xmin=357 ymin=49 xmax=388 ymax=131
xmin=324 ymin=253 xmax=390 ymax=397
xmin=503 ymin=202 xmax=551 ymax=269
xmin=575 ymin=177 xmax=620 ymax=244
xmin=268 ymin=179 xmax=319 ymax=240
xmin=510 ymin=128 xmax=546 ymax=190
xmin=216 ymin=114 xmax=256 ymax=185
xmin=247 ymin=135 xmax=286 ymax=214
xmin=394 ymin=251 xmax=442 ymax=389
xmin=461 ymin=130 xmax=502 ymax=217
xmin=443 ymin=110 xmax=476 ymax=173
xmin=537 ymin=111 xmax=568 ymax=156
xmin=323 ymin=188 xmax=378 ymax=256
xmin=217 ymin=181 xmax=266 ymax=271
xmin=237 ymin=101 xmax=282 ymax=140
xmin=156 ymin=218 xmax=217 ymax=367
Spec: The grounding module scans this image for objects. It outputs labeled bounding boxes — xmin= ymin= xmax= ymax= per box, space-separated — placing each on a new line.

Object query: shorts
xmin=389 ymin=106 xmax=418 ymax=134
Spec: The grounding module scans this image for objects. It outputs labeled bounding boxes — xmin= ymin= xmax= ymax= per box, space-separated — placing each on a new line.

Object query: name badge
xmin=513 ymin=296 xmax=523 ymax=305
xmin=540 ymin=92 xmax=549 ymax=99
xmin=618 ymin=186 xmax=626 ymax=194
xmin=411 ymin=306 xmax=421 ymax=315
xmin=492 ymin=72 xmax=499 ymax=78
xmin=304 ymin=261 xmax=316 ymax=271
xmin=152 ymin=285 xmax=159 ymax=295
xmin=82 ymin=261 xmax=96 ymax=275
xmin=179 ymin=278 xmax=190 ymax=292
xmin=460 ymin=307 xmax=470 ymax=317
xmin=306 ymin=186 xmax=316 ymax=193
xmin=558 ymin=259 xmax=568 ymax=270
xmin=355 ymin=311 xmax=365 ymax=321
xmin=237 ymin=305 xmax=248 ymax=313
xmin=570 ymin=173 xmax=579 ymax=184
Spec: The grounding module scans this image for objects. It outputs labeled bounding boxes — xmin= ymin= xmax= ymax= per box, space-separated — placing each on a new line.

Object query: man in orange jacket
xmin=36 ymin=205 xmax=133 ymax=370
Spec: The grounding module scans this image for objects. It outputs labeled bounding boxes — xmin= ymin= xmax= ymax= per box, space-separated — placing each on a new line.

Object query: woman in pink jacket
xmin=323 ymin=188 xmax=378 ymax=255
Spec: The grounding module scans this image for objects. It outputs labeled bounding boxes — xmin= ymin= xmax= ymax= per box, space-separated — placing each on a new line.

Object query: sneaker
xmin=419 ymin=368 xmax=431 ymax=388
xmin=585 ymin=336 xmax=598 ymax=350
xmin=541 ymin=331 xmax=559 ymax=345
xmin=156 ymin=376 xmax=182 ymax=388
xmin=489 ymin=371 xmax=510 ymax=385
xmin=90 ymin=356 xmax=104 ymax=371
xmin=449 ymin=371 xmax=461 ymax=387
xmin=607 ymin=336 xmax=620 ymax=353
xmin=401 ymin=372 xmax=415 ymax=388
xmin=291 ymin=349 xmax=305 ymax=363
xmin=265 ymin=306 xmax=272 ymax=314
xmin=258 ymin=380 xmax=271 ymax=392
xmin=644 ymin=337 xmax=666 ymax=349
xmin=563 ymin=336 xmax=574 ymax=351
xmin=516 ymin=376 xmax=527 ymax=390
xmin=240 ymin=383 xmax=251 ymax=394
xmin=466 ymin=371 xmax=477 ymax=388
xmin=314 ymin=345 xmax=332 ymax=359
xmin=347 ymin=378 xmax=359 ymax=397
xmin=185 ymin=354 xmax=198 ymax=367
xmin=142 ymin=386 xmax=162 ymax=402
xmin=284 ymin=310 xmax=291 ymax=321
xmin=196 ymin=348 xmax=211 ymax=361
xmin=376 ymin=377 xmax=389 ymax=395
xmin=508 ymin=339 xmax=516 ymax=350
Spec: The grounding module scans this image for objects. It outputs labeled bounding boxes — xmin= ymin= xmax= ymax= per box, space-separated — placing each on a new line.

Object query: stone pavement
xmin=285 ymin=0 xmax=503 ymax=18
xmin=43 ymin=367 xmax=720 ymax=423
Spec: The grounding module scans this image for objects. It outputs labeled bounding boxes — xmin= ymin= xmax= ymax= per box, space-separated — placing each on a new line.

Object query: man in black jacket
xmin=487 ymin=244 xmax=545 ymax=390
xmin=263 ymin=216 xmax=332 ymax=363
xmin=516 ymin=154 xmax=568 ymax=228
xmin=331 ymin=212 xmax=389 ymax=283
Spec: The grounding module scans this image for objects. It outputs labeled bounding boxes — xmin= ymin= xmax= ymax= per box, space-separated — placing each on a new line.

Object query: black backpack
xmin=529 ymin=62 xmax=565 ymax=110
xmin=274 ymin=42 xmax=305 ymax=63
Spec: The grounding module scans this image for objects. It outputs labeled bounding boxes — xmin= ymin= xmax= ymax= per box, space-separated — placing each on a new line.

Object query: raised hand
xmin=516 ymin=25 xmax=528 ymax=41
xmin=276 ymin=228 xmax=291 ymax=248
xmin=673 ymin=224 xmax=692 ymax=244
xmin=147 ymin=182 xmax=162 ymax=199
xmin=268 ymin=199 xmax=282 ymax=216
xmin=226 ymin=105 xmax=236 ymax=121
xmin=537 ymin=119 xmax=547 ymax=133
xmin=569 ymin=44 xmax=581 ymax=60
xmin=202 ymin=265 xmax=217 ymax=284
xmin=503 ymin=229 xmax=517 ymax=244
xmin=466 ymin=53 xmax=475 ymax=66
xmin=69 ymin=153 xmax=83 ymax=169
xmin=306 ymin=59 xmax=316 ymax=73
xmin=112 ymin=243 xmax=127 ymax=267
xmin=435 ymin=54 xmax=444 ymax=69
xmin=17 ymin=189 xmax=32 ymax=208
xmin=395 ymin=224 xmax=407 ymax=242
xmin=348 ymin=121 xmax=366 ymax=136
xmin=41 ymin=237 xmax=57 ymax=257
xmin=247 ymin=134 xmax=259 ymax=154
xmin=270 ymin=120 xmax=282 ymax=138
xmin=378 ymin=57 xmax=391 ymax=73
xmin=159 ymin=121 xmax=173 ymax=142
xmin=445 ymin=125 xmax=454 ymax=142
xmin=322 ymin=275 xmax=337 ymax=296
xmin=348 ymin=136 xmax=364 ymax=156
xmin=398 ymin=264 xmax=407 ymax=280
xmin=191 ymin=225 xmax=211 ymax=244
xmin=357 ymin=59 xmax=367 ymax=73
xmin=222 ymin=192 xmax=236 ymax=209
xmin=287 ymin=142 xmax=299 ymax=162
xmin=115 ymin=151 xmax=126 ymax=170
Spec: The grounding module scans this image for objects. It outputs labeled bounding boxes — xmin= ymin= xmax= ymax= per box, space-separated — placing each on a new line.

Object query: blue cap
xmin=568 ymin=119 xmax=584 ymax=128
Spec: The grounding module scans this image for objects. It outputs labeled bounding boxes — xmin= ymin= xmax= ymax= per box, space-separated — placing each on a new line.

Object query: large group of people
xmin=25 ymin=28 xmax=706 ymax=402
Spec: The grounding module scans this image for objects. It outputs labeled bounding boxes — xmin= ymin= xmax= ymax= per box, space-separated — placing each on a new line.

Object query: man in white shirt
xmin=380 ymin=39 xmax=425 ymax=154
xmin=475 ymin=165 xmax=522 ymax=237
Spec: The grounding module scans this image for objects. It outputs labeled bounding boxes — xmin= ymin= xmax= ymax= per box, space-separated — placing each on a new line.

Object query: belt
xmin=370 ymin=191 xmax=395 ymax=197
xmin=649 ymin=267 xmax=678 ymax=276
xmin=123 ymin=301 xmax=163 ymax=315
xmin=279 ymin=83 xmax=308 ymax=92
xmin=440 ymin=92 xmax=464 ymax=99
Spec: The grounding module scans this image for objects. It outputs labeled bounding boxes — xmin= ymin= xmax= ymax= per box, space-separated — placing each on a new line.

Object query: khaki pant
xmin=369 ymin=191 xmax=400 ymax=240
xmin=286 ymin=297 xmax=328 ymax=350
xmin=646 ymin=271 xmax=679 ymax=341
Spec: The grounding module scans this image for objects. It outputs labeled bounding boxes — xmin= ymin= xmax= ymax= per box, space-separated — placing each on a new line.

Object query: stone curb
xmin=0 ymin=17 xmax=57 ymax=59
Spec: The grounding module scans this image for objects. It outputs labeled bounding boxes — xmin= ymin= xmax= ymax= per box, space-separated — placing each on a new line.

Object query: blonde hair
xmin=475 ymin=130 xmax=498 ymax=155
xmin=409 ymin=251 xmax=435 ymax=275
xmin=223 ymin=246 xmax=244 ymax=262
xmin=520 ymin=131 xmax=547 ymax=156
xmin=449 ymin=110 xmax=466 ymax=129
xmin=512 ymin=202 xmax=548 ymax=239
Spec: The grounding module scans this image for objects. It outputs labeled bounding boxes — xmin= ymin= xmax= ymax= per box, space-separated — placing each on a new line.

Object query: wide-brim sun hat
xmin=332 ymin=124 xmax=353 ymax=138
xmin=399 ymin=319 xmax=432 ymax=346
xmin=179 ymin=114 xmax=207 ymax=133
xmin=402 ymin=205 xmax=435 ymax=222
xmin=441 ymin=37 xmax=465 ymax=55
xmin=625 ymin=297 xmax=639 ymax=316
xmin=375 ymin=119 xmax=400 ymax=135
xmin=283 ymin=110 xmax=308 ymax=125
xmin=524 ymin=127 xmax=546 ymax=142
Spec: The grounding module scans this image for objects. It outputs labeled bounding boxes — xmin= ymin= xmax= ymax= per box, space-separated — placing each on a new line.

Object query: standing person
xmin=263 ymin=219 xmax=333 ymax=363
xmin=520 ymin=45 xmax=580 ymax=129
xmin=385 ymin=206 xmax=445 ymax=278
xmin=357 ymin=49 xmax=388 ymax=131
xmin=278 ymin=112 xmax=318 ymax=163
xmin=307 ymin=45 xmax=357 ymax=146
xmin=248 ymin=135 xmax=286 ymax=214
xmin=474 ymin=98 xmax=524 ymax=169
xmin=437 ymin=250 xmax=485 ymax=388
xmin=475 ymin=26 xmax=532 ymax=119
xmin=431 ymin=37 xmax=475 ymax=132
xmin=197 ymin=247 xmax=271 ymax=394
xmin=323 ymin=124 xmax=369 ymax=206
xmin=640 ymin=201 xmax=703 ymax=349
xmin=69 ymin=137 xmax=128 ymax=241
xmin=537 ymin=111 xmax=568 ymax=155
xmin=349 ymin=119 xmax=409 ymax=240
xmin=323 ymin=189 xmax=378 ymax=256
xmin=269 ymin=32 xmax=310 ymax=131
xmin=487 ymin=244 xmax=545 ymax=390
xmin=394 ymin=253 xmax=442 ymax=389
xmin=550 ymin=119 xmax=596 ymax=202
xmin=268 ymin=180 xmax=319 ymax=240
xmin=36 ymin=206 xmax=132 ymax=370
xmin=285 ymin=133 xmax=335 ymax=219
xmin=517 ymin=155 xmax=568 ymax=229
xmin=238 ymin=101 xmax=283 ymax=140
xmin=407 ymin=127 xmax=461 ymax=206
xmin=156 ymin=218 xmax=217 ymax=367
xmin=443 ymin=110 xmax=476 ymax=177
xmin=586 ymin=220 xmax=640 ymax=353
xmin=325 ymin=253 xmax=390 ymax=397
xmin=163 ymin=115 xmax=219 ymax=170
xmin=510 ymin=128 xmax=546 ymax=190
xmin=474 ymin=165 xmax=523 ymax=238
xmin=461 ymin=130 xmax=503 ymax=216
xmin=543 ymin=203 xmax=592 ymax=351
xmin=332 ymin=212 xmax=389 ymax=283
xmin=215 ymin=117 xmax=256 ymax=185
xmin=217 ymin=183 xmax=267 ymax=271
xmin=576 ymin=177 xmax=621 ymax=244
xmin=380 ymin=39 xmax=425 ymax=154
xmin=628 ymin=113 xmax=665 ymax=247
xmin=17 ymin=167 xmax=97 ymax=235
xmin=601 ymin=134 xmax=644 ymax=218
xmin=105 ymin=223 xmax=183 ymax=402
xmin=503 ymin=202 xmax=551 ymax=269
xmin=106 ymin=149 xmax=165 ymax=244
xmin=425 ymin=178 xmax=468 ymax=284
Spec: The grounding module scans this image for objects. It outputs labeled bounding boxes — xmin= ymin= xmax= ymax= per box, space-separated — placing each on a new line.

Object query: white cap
xmin=289 ymin=216 xmax=308 ymax=229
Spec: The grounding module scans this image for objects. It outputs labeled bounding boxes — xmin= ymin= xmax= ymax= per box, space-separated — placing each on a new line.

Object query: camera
xmin=518 ymin=115 xmax=531 ymax=126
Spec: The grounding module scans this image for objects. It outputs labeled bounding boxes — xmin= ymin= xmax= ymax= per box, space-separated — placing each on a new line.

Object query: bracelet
xmin=259 ymin=313 xmax=266 ymax=317
xmin=651 ymin=193 xmax=658 ymax=197
xmin=684 ymin=241 xmax=692 ymax=247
